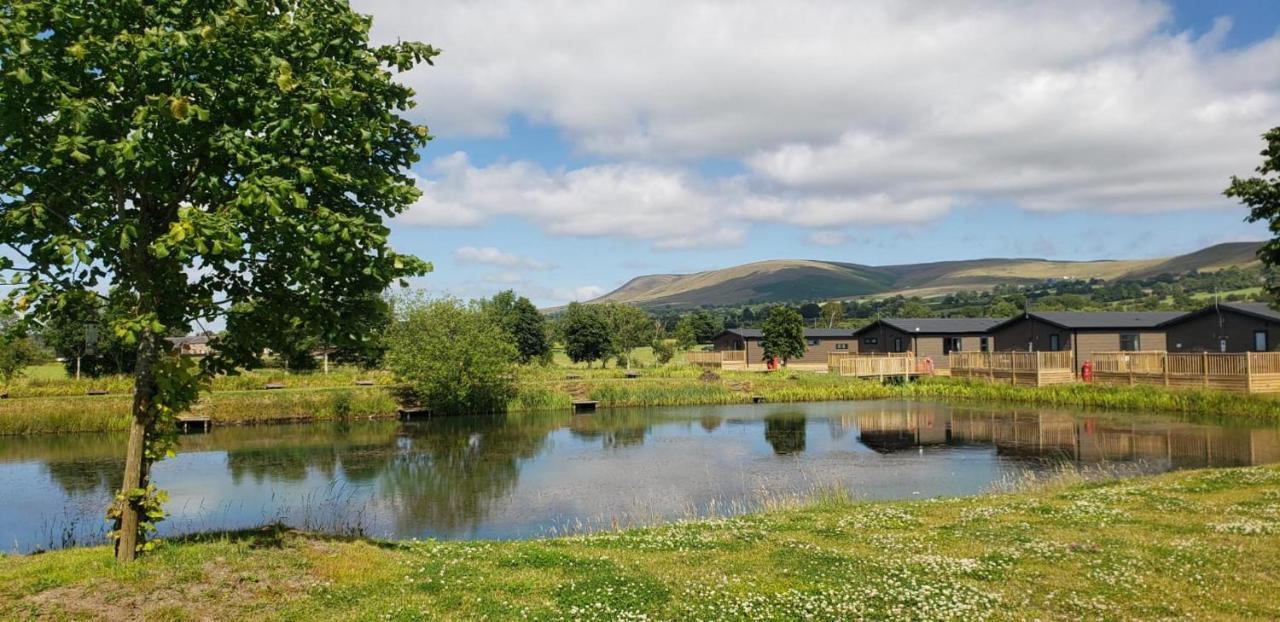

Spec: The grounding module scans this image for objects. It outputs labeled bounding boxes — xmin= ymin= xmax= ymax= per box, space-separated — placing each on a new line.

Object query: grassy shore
xmin=3 ymin=465 xmax=1279 ymax=620
xmin=4 ymin=365 xmax=1280 ymax=435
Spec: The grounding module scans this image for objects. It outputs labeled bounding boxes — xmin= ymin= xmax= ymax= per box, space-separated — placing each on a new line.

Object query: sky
xmin=351 ymin=0 xmax=1280 ymax=307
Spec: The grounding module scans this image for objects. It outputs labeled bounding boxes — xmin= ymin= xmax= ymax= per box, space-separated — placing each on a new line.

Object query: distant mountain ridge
xmin=590 ymin=242 xmax=1265 ymax=308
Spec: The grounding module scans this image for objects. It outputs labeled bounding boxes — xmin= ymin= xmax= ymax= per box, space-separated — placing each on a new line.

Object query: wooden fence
xmin=827 ymin=351 xmax=912 ymax=372
xmin=685 ymin=350 xmax=747 ymax=368
xmin=836 ymin=355 xmax=922 ymax=379
xmin=1091 ymin=351 xmax=1280 ymax=394
xmin=949 ymin=351 xmax=1076 ymax=387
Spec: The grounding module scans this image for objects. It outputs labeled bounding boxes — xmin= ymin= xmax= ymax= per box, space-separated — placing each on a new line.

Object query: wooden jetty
xmin=398 ymin=406 xmax=429 ymax=420
xmin=751 ymin=395 xmax=767 ymax=403
xmin=572 ymin=400 xmax=598 ymax=414
xmin=263 ymin=383 xmax=285 ymax=390
xmin=86 ymin=389 xmax=109 ymax=396
xmin=354 ymin=380 xmax=375 ymax=386
xmin=176 ymin=414 xmax=211 ymax=433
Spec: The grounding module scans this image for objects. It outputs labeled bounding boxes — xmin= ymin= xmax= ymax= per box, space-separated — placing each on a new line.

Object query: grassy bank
xmin=4 ymin=465 xmax=1279 ymax=620
xmin=4 ymin=367 xmax=1280 ymax=435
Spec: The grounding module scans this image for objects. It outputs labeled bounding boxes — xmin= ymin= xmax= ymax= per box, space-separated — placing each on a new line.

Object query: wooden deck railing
xmin=686 ymin=350 xmax=747 ymax=367
xmin=837 ymin=355 xmax=918 ymax=378
xmin=950 ymin=351 xmax=1074 ymax=372
xmin=1091 ymin=351 xmax=1280 ymax=394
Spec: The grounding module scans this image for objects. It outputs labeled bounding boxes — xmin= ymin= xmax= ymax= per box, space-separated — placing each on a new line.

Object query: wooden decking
xmin=950 ymin=351 xmax=1076 ymax=387
xmin=686 ymin=350 xmax=747 ymax=369
xmin=1091 ymin=351 xmax=1280 ymax=394
xmin=833 ymin=354 xmax=930 ymax=380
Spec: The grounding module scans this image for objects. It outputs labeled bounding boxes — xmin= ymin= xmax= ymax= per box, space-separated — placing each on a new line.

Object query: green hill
xmin=590 ymin=242 xmax=1264 ymax=308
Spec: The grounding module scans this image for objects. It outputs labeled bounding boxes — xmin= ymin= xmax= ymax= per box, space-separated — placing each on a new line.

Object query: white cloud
xmin=807 ymin=231 xmax=848 ymax=247
xmin=551 ymin=285 xmax=606 ymax=303
xmin=360 ymin=0 xmax=1280 ymax=238
xmin=454 ymin=245 xmax=555 ymax=270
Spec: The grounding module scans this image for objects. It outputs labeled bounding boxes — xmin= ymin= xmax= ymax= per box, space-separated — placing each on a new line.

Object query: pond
xmin=3 ymin=399 xmax=1279 ymax=553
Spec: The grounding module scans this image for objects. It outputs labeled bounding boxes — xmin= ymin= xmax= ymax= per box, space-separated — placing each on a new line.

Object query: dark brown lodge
xmin=989 ymin=311 xmax=1185 ymax=372
xmin=711 ymin=328 xmax=855 ymax=365
xmin=850 ymin=318 xmax=1002 ymax=368
xmin=1162 ymin=302 xmax=1280 ymax=353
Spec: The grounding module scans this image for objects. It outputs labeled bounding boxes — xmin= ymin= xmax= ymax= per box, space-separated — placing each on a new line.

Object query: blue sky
xmin=354 ymin=0 xmax=1280 ymax=306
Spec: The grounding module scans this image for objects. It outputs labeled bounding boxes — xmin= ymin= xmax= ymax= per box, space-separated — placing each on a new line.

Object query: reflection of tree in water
xmin=44 ymin=458 xmax=120 ymax=496
xmin=567 ymin=410 xmax=652 ymax=450
xmin=699 ymin=416 xmax=723 ymax=433
xmin=764 ymin=413 xmax=806 ymax=455
xmin=223 ymin=423 xmax=399 ymax=485
xmin=378 ymin=412 xmax=560 ymax=533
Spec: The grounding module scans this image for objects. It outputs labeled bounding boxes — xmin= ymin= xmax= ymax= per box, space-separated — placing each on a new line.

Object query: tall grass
xmin=4 ymin=366 xmax=393 ymax=399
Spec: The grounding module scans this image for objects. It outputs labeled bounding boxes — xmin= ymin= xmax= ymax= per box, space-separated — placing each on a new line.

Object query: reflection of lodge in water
xmin=852 ymin=404 xmax=1280 ymax=468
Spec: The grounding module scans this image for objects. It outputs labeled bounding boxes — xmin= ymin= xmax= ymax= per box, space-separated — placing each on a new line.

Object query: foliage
xmin=674 ymin=309 xmax=721 ymax=345
xmin=605 ymin=303 xmax=655 ymax=369
xmin=483 ymin=291 xmax=551 ymax=364
xmin=652 ymin=339 xmax=676 ymax=365
xmin=0 ymin=332 xmax=39 ymax=390
xmin=820 ymin=301 xmax=843 ymax=327
xmin=760 ymin=306 xmax=806 ymax=364
xmin=385 ymin=297 xmax=518 ymax=416
xmin=1230 ymin=127 xmax=1280 ymax=299
xmin=558 ymin=302 xmax=613 ymax=367
xmin=0 ymin=0 xmax=434 ymax=558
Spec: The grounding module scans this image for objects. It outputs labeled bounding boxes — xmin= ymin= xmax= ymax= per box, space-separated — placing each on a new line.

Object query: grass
xmin=3 ymin=465 xmax=1280 ymax=620
xmin=5 ymin=364 xmax=1280 ymax=435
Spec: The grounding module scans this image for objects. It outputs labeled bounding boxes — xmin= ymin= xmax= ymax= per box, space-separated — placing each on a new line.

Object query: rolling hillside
xmin=590 ymin=242 xmax=1264 ymax=308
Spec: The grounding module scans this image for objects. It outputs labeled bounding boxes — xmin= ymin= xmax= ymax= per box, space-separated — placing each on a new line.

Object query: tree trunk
xmin=114 ymin=330 xmax=161 ymax=563
xmin=75 ymin=355 xmax=81 ymax=381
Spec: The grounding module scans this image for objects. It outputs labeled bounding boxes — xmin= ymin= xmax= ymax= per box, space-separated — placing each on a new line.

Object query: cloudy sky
xmin=352 ymin=0 xmax=1280 ymax=306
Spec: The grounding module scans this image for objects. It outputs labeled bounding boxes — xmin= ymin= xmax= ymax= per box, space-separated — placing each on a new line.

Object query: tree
xmin=483 ymin=291 xmax=550 ymax=364
xmin=384 ymin=297 xmax=518 ymax=417
xmin=760 ymin=306 xmax=806 ymax=366
xmin=0 ymin=2 xmax=433 ymax=561
xmin=0 ymin=314 xmax=39 ymax=393
xmin=674 ymin=309 xmax=720 ymax=346
xmin=799 ymin=302 xmax=822 ymax=321
xmin=1229 ymin=127 xmax=1280 ymax=300
xmin=605 ymin=303 xmax=654 ymax=369
xmin=559 ymin=303 xmax=612 ymax=366
xmin=820 ymin=301 xmax=844 ymax=328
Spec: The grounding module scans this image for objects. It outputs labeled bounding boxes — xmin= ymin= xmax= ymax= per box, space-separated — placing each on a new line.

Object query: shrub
xmin=384 ymin=297 xmax=519 ymax=416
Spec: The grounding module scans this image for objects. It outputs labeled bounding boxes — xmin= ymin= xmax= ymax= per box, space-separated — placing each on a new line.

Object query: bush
xmin=384 ymin=297 xmax=519 ymax=416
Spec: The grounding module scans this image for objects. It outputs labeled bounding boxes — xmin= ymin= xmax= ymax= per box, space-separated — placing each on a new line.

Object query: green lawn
xmin=22 ymin=362 xmax=68 ymax=381
xmin=3 ymin=465 xmax=1279 ymax=620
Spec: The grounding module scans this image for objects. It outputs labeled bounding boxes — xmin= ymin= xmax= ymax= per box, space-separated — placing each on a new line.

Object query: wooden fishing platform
xmin=354 ymin=380 xmax=375 ymax=386
xmin=263 ymin=383 xmax=286 ymax=390
xmin=176 ymin=414 xmax=211 ymax=433
xmin=86 ymin=389 xmax=109 ymax=396
xmin=572 ymin=400 xmax=598 ymax=413
xmin=398 ymin=407 xmax=430 ymax=420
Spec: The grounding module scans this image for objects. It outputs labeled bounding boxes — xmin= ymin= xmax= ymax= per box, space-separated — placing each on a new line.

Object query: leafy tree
xmin=985 ymin=299 xmax=1021 ymax=320
xmin=820 ymin=301 xmax=844 ymax=327
xmin=1229 ymin=127 xmax=1280 ymax=300
xmin=651 ymin=338 xmax=676 ymax=365
xmin=740 ymin=306 xmax=756 ymax=324
xmin=0 ymin=313 xmax=40 ymax=392
xmin=483 ymin=291 xmax=550 ymax=364
xmin=760 ymin=305 xmax=806 ymax=365
xmin=605 ymin=303 xmax=654 ymax=370
xmin=559 ymin=303 xmax=612 ymax=366
xmin=0 ymin=1 xmax=433 ymax=560
xmin=799 ymin=302 xmax=822 ymax=321
xmin=674 ymin=309 xmax=720 ymax=346
xmin=384 ymin=297 xmax=517 ymax=417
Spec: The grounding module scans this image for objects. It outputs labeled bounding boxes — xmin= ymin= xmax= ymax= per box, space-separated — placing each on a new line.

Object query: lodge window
xmin=835 ymin=343 xmax=849 ymax=350
xmin=863 ymin=337 xmax=878 ymax=345
xmin=1048 ymin=334 xmax=1060 ymax=352
xmin=1119 ymin=333 xmax=1140 ymax=352
xmin=807 ymin=338 xmax=819 ymax=346
xmin=893 ymin=337 xmax=904 ymax=352
xmin=979 ymin=337 xmax=989 ymax=352
xmin=1255 ymin=330 xmax=1269 ymax=352
xmin=943 ymin=337 xmax=961 ymax=355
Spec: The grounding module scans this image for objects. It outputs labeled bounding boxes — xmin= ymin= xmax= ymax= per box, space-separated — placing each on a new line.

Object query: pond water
xmin=3 ymin=399 xmax=1280 ymax=553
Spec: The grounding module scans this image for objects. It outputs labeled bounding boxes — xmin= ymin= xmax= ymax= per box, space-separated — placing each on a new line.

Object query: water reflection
xmin=3 ymin=400 xmax=1279 ymax=553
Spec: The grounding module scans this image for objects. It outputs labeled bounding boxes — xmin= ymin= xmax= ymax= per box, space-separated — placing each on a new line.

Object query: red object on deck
xmin=1081 ymin=360 xmax=1093 ymax=382
xmin=767 ymin=356 xmax=779 ymax=370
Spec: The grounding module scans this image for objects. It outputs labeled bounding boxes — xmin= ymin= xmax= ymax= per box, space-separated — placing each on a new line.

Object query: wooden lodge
xmin=949 ymin=351 xmax=1076 ymax=387
xmin=850 ymin=318 xmax=1001 ymax=370
xmin=707 ymin=328 xmax=855 ymax=371
xmin=1162 ymin=302 xmax=1280 ymax=353
xmin=988 ymin=311 xmax=1184 ymax=374
xmin=1091 ymin=351 xmax=1280 ymax=394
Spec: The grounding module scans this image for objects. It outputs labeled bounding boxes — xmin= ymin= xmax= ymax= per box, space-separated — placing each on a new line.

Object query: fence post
xmin=1163 ymin=352 xmax=1169 ymax=387
xmin=1202 ymin=352 xmax=1208 ymax=388
xmin=1247 ymin=352 xmax=1254 ymax=394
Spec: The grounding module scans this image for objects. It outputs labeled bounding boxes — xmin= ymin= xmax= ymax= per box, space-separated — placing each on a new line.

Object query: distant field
xmin=551 ymin=345 xmax=659 ymax=368
xmin=24 ymin=363 xmax=67 ymax=381
xmin=1191 ymin=287 xmax=1264 ymax=300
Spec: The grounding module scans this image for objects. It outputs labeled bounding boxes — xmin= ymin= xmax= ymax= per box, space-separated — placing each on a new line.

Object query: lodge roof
xmin=853 ymin=317 xmax=1003 ymax=335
